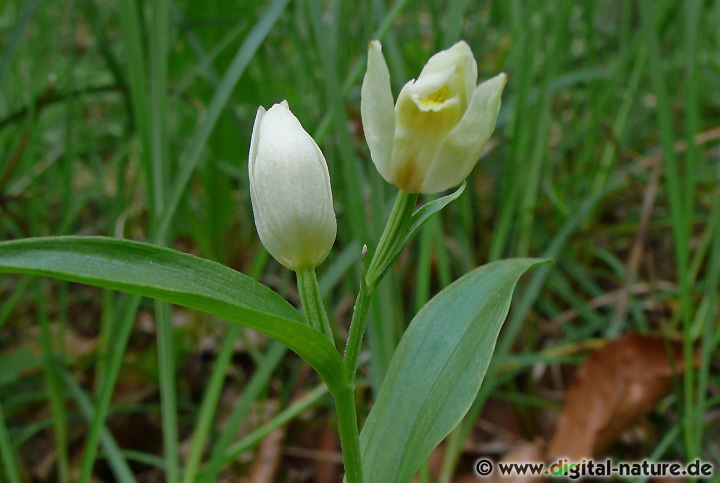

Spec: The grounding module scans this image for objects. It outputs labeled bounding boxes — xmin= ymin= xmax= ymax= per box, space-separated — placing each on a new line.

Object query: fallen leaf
xmin=547 ymin=333 xmax=689 ymax=459
xmin=243 ymin=427 xmax=285 ymax=483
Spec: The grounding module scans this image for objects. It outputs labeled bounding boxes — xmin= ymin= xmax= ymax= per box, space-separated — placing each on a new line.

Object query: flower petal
xmin=361 ymin=40 xmax=396 ymax=183
xmin=248 ymin=106 xmax=266 ymax=233
xmin=420 ymin=73 xmax=506 ymax=194
xmin=408 ymin=70 xmax=459 ymax=112
xmin=390 ymin=79 xmax=463 ymax=193
xmin=248 ymin=105 xmax=265 ymax=168
xmin=418 ymin=41 xmax=477 ymax=108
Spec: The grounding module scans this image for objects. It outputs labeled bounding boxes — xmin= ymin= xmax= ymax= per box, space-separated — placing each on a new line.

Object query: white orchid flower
xmin=361 ymin=40 xmax=506 ymax=194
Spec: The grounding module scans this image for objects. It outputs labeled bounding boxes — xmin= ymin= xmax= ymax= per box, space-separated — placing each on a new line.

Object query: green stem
xmin=333 ymin=190 xmax=419 ymax=481
xmin=296 ymin=267 xmax=334 ymax=344
xmin=344 ymin=190 xmax=417 ymax=381
xmin=343 ymin=272 xmax=371 ymax=381
xmin=366 ymin=191 xmax=418 ymax=288
xmin=300 ymin=191 xmax=417 ymax=481
xmin=333 ymin=384 xmax=363 ymax=483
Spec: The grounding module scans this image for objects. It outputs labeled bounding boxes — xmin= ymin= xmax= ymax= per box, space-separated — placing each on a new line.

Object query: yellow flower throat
xmin=418 ymin=85 xmax=451 ymax=108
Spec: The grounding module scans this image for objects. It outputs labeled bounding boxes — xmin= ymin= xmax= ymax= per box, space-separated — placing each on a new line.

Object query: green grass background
xmin=0 ymin=0 xmax=718 ymax=481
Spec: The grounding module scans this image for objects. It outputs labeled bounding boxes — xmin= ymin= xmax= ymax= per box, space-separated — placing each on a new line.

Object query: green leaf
xmin=0 ymin=237 xmax=345 ymax=389
xmin=369 ymin=183 xmax=465 ymax=287
xmin=399 ymin=181 xmax=465 ymax=251
xmin=359 ymin=258 xmax=549 ymax=483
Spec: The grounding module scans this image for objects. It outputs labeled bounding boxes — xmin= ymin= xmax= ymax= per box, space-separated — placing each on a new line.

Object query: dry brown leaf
xmin=547 ymin=334 xmax=688 ymax=459
xmin=242 ymin=427 xmax=286 ymax=483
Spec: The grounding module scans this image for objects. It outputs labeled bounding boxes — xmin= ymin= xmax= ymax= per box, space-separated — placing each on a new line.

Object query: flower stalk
xmin=296 ymin=267 xmax=334 ymax=344
xmin=344 ymin=190 xmax=418 ymax=381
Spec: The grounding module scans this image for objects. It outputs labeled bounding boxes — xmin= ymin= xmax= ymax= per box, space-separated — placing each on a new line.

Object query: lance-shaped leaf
xmin=367 ymin=183 xmax=465 ymax=287
xmin=0 ymin=237 xmax=345 ymax=389
xmin=359 ymin=258 xmax=549 ymax=483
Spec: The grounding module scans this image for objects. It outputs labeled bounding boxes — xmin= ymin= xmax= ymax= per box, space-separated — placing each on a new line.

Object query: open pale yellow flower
xmin=249 ymin=101 xmax=336 ymax=271
xmin=361 ymin=40 xmax=506 ymax=194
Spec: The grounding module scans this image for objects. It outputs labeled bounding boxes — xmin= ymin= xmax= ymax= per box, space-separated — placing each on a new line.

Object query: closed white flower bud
xmin=249 ymin=101 xmax=337 ymax=271
xmin=361 ymin=40 xmax=507 ymax=194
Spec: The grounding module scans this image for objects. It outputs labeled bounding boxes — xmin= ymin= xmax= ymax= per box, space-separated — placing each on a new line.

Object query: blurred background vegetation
xmin=0 ymin=0 xmax=718 ymax=481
